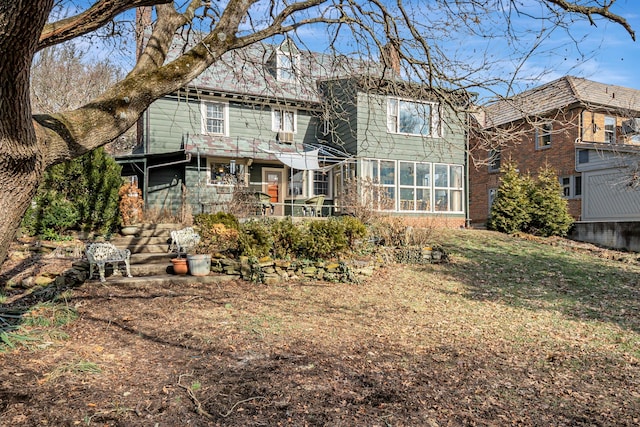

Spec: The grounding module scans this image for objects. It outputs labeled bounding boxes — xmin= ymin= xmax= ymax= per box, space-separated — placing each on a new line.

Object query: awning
xmin=273 ymin=149 xmax=320 ymax=170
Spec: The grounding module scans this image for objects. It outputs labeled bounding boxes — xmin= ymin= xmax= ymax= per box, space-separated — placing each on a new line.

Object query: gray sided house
xmin=117 ymin=39 xmax=469 ymax=226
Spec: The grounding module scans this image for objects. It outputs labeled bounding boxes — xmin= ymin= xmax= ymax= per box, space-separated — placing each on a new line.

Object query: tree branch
xmin=544 ymin=0 xmax=635 ymax=41
xmin=38 ymin=0 xmax=172 ymax=50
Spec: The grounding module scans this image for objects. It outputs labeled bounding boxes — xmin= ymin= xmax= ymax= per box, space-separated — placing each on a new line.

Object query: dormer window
xmin=275 ymin=39 xmax=299 ymax=82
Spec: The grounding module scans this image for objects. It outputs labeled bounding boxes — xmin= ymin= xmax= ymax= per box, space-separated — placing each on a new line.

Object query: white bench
xmin=85 ymin=242 xmax=132 ymax=282
xmin=168 ymin=227 xmax=201 ymax=255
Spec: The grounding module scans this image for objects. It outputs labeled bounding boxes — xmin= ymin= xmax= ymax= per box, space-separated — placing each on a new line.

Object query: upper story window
xmin=272 ymin=108 xmax=296 ymax=133
xmin=536 ymin=122 xmax=552 ymax=149
xmin=604 ymin=116 xmax=616 ymax=143
xmin=489 ymin=148 xmax=501 ymax=172
xmin=275 ymin=39 xmax=299 ymax=82
xmin=387 ymin=97 xmax=440 ymax=137
xmin=201 ymin=101 xmax=228 ymax=135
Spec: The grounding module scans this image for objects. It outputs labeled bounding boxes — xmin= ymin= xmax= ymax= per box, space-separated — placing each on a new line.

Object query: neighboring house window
xmin=560 ymin=175 xmax=582 ymax=198
xmin=208 ymin=159 xmax=243 ymax=186
xmin=313 ymin=171 xmax=330 ymax=196
xmin=489 ymin=148 xmax=501 ymax=172
xmin=604 ymin=116 xmax=616 ymax=143
xmin=536 ymin=122 xmax=552 ymax=149
xmin=387 ymin=97 xmax=440 ymax=137
xmin=399 ymin=161 xmax=431 ymax=211
xmin=202 ymin=101 xmax=227 ymax=135
xmin=434 ymin=164 xmax=464 ymax=212
xmin=578 ymin=149 xmax=589 ymax=164
xmin=273 ymin=108 xmax=296 ymax=133
xmin=488 ymin=188 xmax=497 ymax=214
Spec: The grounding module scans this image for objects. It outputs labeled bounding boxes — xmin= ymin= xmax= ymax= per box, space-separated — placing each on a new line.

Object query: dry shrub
xmin=226 ymin=186 xmax=257 ymax=218
xmin=339 ymin=177 xmax=394 ymax=224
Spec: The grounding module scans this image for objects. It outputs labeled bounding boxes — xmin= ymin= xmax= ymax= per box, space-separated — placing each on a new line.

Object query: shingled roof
xmin=482 ymin=76 xmax=640 ymax=128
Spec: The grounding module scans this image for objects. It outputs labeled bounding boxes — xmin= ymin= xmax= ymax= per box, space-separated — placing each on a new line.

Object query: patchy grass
xmin=1 ymin=229 xmax=639 ymax=425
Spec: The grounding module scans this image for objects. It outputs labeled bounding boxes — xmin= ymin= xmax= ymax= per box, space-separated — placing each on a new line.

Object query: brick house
xmin=470 ymin=76 xmax=640 ymax=228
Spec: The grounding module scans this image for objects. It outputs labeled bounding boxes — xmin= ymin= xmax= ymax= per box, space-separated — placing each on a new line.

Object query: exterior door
xmin=263 ymin=169 xmax=283 ymax=215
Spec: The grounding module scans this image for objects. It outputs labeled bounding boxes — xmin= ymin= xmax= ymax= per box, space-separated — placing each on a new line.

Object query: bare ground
xmin=1 ymin=235 xmax=639 ymax=426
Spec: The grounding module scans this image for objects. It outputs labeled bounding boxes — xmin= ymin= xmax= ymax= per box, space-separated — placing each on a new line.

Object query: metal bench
xmin=169 ymin=227 xmax=201 ymax=255
xmin=85 ymin=242 xmax=132 ymax=282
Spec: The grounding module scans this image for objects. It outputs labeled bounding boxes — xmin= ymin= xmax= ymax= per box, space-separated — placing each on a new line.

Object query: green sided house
xmin=117 ymin=39 xmax=470 ymax=226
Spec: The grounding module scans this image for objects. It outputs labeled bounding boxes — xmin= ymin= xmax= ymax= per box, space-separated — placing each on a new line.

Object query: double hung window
xmin=387 ymin=97 xmax=440 ymax=137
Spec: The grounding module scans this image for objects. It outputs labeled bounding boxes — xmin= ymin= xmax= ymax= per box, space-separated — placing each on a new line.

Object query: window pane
xmin=399 ymin=162 xmax=414 ymax=186
xmin=574 ymin=175 xmax=582 ymax=196
xmin=434 ymin=164 xmax=448 ymax=187
xmin=288 ymin=169 xmax=304 ymax=196
xmin=450 ymin=190 xmax=462 ymax=211
xmin=399 ymin=100 xmax=431 ymax=135
xmin=380 ymin=161 xmax=395 ymax=185
xmin=400 ymin=188 xmax=415 ymax=210
xmin=435 ymin=189 xmax=448 ymax=211
xmin=416 ymin=163 xmax=430 ymax=187
xmin=450 ymin=165 xmax=463 ymax=188
xmin=206 ymin=103 xmax=224 ymax=134
xmin=283 ymin=111 xmax=294 ymax=132
xmin=313 ymin=171 xmax=329 ymax=195
xmin=416 ymin=189 xmax=430 ymax=211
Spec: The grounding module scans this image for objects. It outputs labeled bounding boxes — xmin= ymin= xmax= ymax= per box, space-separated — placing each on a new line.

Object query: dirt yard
xmin=1 ymin=232 xmax=640 ymax=426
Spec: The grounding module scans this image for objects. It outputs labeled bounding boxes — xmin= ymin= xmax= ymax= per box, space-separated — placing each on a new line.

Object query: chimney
xmin=381 ymin=43 xmax=401 ymax=76
xmin=135 ymin=6 xmax=152 ymax=61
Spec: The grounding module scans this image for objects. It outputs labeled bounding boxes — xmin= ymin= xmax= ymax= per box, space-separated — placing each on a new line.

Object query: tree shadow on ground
xmin=431 ymin=231 xmax=640 ymax=333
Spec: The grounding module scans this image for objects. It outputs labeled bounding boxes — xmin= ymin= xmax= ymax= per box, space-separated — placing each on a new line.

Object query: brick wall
xmin=469 ymin=108 xmax=582 ymax=226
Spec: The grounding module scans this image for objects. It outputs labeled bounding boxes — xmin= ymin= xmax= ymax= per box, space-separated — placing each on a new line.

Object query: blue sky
xmin=68 ymin=1 xmax=640 ymax=102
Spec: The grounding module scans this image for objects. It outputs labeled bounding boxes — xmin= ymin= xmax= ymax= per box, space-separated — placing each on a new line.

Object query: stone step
xmin=87 ymin=273 xmax=236 ymax=286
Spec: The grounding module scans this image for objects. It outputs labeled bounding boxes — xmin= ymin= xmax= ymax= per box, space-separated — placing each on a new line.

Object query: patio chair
xmin=302 ymin=195 xmax=325 ymax=217
xmin=254 ymin=192 xmax=274 ymax=215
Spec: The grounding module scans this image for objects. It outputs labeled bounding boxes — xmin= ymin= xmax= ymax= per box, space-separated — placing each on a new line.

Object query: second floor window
xmin=605 ymin=116 xmax=616 ymax=143
xmin=387 ymin=97 xmax=439 ymax=137
xmin=489 ymin=148 xmax=501 ymax=172
xmin=202 ymin=101 xmax=226 ymax=135
xmin=273 ymin=108 xmax=296 ymax=133
xmin=536 ymin=122 xmax=552 ymax=148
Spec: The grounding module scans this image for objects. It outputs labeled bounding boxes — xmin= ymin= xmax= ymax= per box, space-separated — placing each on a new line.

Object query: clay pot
xmin=171 ymin=257 xmax=188 ymax=275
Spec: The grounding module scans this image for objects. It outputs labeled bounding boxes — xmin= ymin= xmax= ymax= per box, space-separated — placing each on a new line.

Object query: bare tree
xmin=0 ymin=0 xmax=634 ymax=264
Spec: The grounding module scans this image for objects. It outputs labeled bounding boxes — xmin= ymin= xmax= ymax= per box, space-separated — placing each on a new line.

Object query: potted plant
xmin=118 ymin=182 xmax=144 ymax=235
xmin=171 ymin=256 xmax=189 ymax=275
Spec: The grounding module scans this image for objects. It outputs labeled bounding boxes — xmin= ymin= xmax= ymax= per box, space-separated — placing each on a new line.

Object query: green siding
xmin=356 ymin=93 xmax=466 ymax=164
xmin=147 ymin=96 xmax=201 ymax=153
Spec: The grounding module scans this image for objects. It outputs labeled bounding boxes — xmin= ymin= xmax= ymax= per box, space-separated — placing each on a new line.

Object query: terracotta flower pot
xmin=171 ymin=257 xmax=188 ymax=275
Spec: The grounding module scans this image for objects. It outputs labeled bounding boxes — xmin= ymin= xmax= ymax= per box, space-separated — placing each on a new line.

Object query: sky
xmin=64 ymin=0 xmax=640 ymax=103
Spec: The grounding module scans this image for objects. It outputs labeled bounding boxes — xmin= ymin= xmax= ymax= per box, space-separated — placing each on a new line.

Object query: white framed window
xmin=277 ymin=52 xmax=298 ymax=82
xmin=313 ymin=171 xmax=330 ymax=197
xmin=434 ymin=164 xmax=463 ymax=212
xmin=288 ymin=168 xmax=305 ymax=197
xmin=399 ymin=161 xmax=431 ymax=211
xmin=560 ymin=175 xmax=582 ymax=198
xmin=604 ymin=116 xmax=616 ymax=143
xmin=387 ymin=97 xmax=440 ymax=137
xmin=201 ymin=101 xmax=228 ymax=136
xmin=361 ymin=158 xmax=463 ymax=213
xmin=536 ymin=122 xmax=552 ymax=149
xmin=272 ymin=108 xmax=296 ymax=133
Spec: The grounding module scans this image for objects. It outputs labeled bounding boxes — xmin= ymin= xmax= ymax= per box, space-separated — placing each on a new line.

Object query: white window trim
xmin=361 ymin=158 xmax=464 ymax=213
xmin=272 ymin=107 xmax=297 ymax=133
xmin=200 ymin=100 xmax=229 ymax=136
xmin=604 ymin=116 xmax=616 ymax=144
xmin=387 ymin=96 xmax=441 ymax=138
